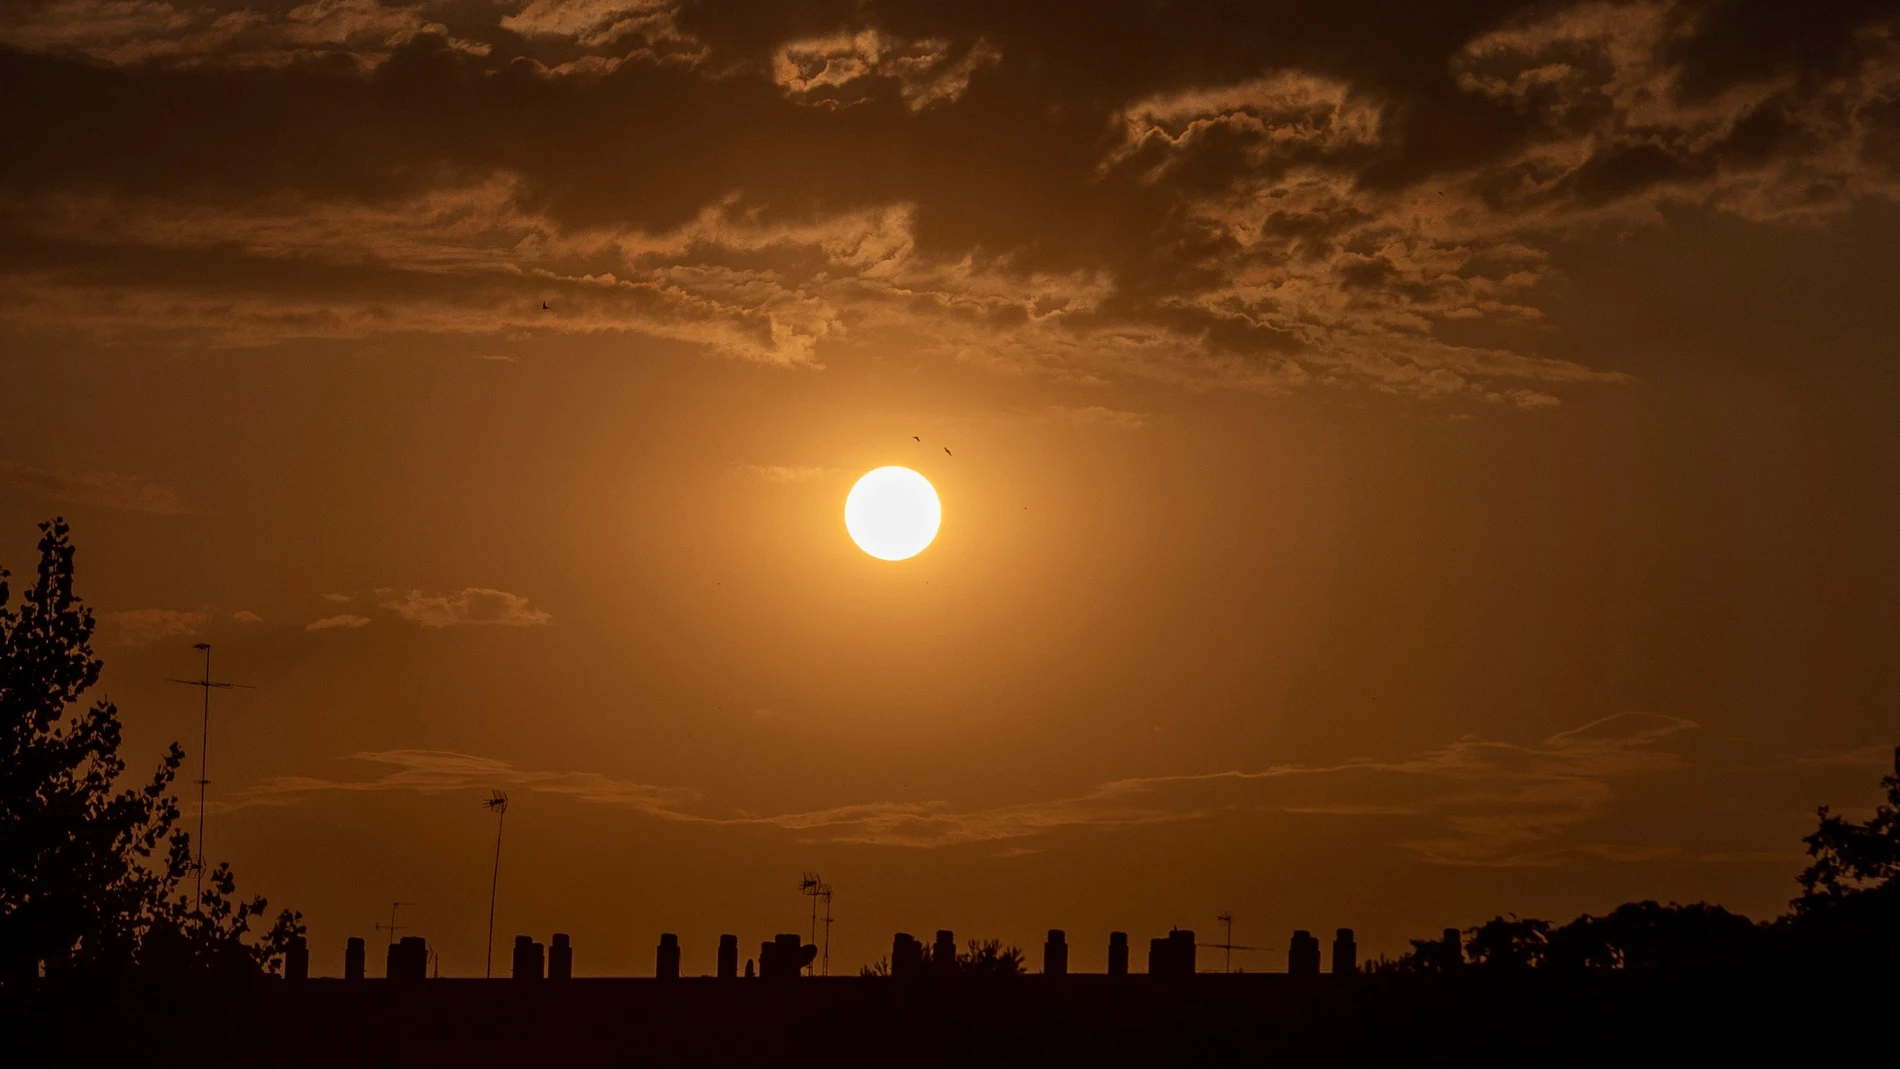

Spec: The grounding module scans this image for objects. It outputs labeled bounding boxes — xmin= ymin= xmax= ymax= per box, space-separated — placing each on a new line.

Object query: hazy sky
xmin=3 ymin=0 xmax=1897 ymax=976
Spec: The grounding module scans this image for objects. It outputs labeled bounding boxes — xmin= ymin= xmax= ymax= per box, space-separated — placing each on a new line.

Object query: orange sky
xmin=2 ymin=0 xmax=1898 ymax=976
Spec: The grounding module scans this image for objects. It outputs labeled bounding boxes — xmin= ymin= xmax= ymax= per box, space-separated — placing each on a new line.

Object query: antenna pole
xmin=484 ymin=792 xmax=509 ymax=979
xmin=167 ymin=642 xmax=255 ymax=912
xmin=195 ymin=643 xmax=211 ymax=906
xmin=799 ymin=872 xmax=825 ymax=975
xmin=821 ymin=885 xmax=834 ymax=977
xmin=376 ymin=901 xmax=413 ymax=948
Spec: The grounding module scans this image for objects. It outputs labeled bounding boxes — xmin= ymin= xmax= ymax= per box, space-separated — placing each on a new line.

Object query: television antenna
xmin=376 ymin=901 xmax=416 ymax=948
xmin=166 ymin=642 xmax=257 ymax=908
xmin=798 ymin=872 xmax=831 ymax=975
xmin=482 ymin=791 xmax=509 ymax=978
xmin=1202 ymin=912 xmax=1270 ymax=973
xmin=820 ymin=884 xmax=835 ymax=976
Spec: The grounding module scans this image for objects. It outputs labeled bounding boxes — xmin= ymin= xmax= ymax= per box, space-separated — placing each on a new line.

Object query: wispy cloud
xmin=1041 ymin=405 xmax=1151 ymax=431
xmin=101 ymin=607 xmax=207 ymax=645
xmin=239 ymin=713 xmax=1703 ymax=865
xmin=230 ymin=610 xmax=263 ymax=624
xmin=305 ymin=613 xmax=370 ymax=631
xmin=0 ymin=0 xmax=493 ymax=69
xmin=1793 ymin=744 xmax=1896 ymax=769
xmin=0 ymin=460 xmax=190 ymax=515
xmin=382 ymin=587 xmax=552 ymax=628
xmin=773 ymin=29 xmax=1001 ymax=111
xmin=735 ymin=463 xmax=830 ymax=483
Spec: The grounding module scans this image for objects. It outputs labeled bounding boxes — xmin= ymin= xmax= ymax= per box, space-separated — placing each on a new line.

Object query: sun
xmin=845 ymin=466 xmax=941 ymax=561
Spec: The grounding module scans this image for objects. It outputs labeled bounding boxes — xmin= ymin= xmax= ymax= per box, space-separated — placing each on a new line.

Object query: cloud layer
xmin=3 ymin=1 xmax=1896 ymax=404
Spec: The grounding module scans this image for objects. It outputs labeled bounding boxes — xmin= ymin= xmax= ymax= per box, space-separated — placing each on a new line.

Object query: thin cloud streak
xmin=735 ymin=463 xmax=830 ymax=483
xmin=101 ymin=607 xmax=206 ymax=645
xmin=238 ymin=713 xmax=1707 ymax=865
xmin=0 ymin=460 xmax=191 ymax=515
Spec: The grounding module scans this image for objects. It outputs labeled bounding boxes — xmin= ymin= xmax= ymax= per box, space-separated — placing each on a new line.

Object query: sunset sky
xmin=3 ymin=0 xmax=1897 ymax=976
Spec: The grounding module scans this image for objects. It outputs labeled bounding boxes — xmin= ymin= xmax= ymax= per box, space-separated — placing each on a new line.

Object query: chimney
xmin=717 ymin=934 xmax=738 ymax=979
xmin=512 ymin=935 xmax=544 ymax=980
xmin=1289 ymin=930 xmax=1321 ymax=976
xmin=1150 ymin=930 xmax=1195 ymax=978
xmin=656 ymin=934 xmax=680 ymax=979
xmin=1043 ymin=930 xmax=1068 ymax=976
xmin=1171 ymin=930 xmax=1196 ymax=977
xmin=284 ymin=936 xmax=309 ymax=981
xmin=1107 ymin=932 xmax=1129 ymax=977
xmin=344 ymin=937 xmax=365 ymax=981
xmin=891 ymin=933 xmax=923 ymax=979
xmin=1331 ymin=929 xmax=1356 ymax=975
xmin=932 ymin=930 xmax=957 ymax=976
xmin=393 ymin=936 xmax=428 ymax=981
xmin=548 ymin=933 xmax=572 ymax=980
xmin=760 ymin=934 xmax=812 ymax=979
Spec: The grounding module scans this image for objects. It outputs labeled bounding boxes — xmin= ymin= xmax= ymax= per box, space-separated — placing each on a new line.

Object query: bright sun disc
xmin=845 ymin=466 xmax=941 ymax=561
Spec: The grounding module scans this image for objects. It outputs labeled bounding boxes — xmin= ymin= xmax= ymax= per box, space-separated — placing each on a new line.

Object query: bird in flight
xmin=541 ymin=301 xmax=549 ymax=310
xmin=912 ymin=436 xmax=920 ymax=441
xmin=943 ymin=447 xmax=952 ymax=456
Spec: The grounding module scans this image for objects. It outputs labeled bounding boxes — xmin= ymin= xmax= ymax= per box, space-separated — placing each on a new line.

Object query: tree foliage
xmin=0 ymin=519 xmax=301 ymax=981
xmin=1797 ymin=747 xmax=1900 ymax=905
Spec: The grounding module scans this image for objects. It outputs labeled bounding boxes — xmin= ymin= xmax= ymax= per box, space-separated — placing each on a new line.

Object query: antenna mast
xmin=376 ymin=901 xmax=415 ymax=947
xmin=165 ymin=642 xmax=256 ymax=908
xmin=821 ymin=883 xmax=834 ymax=976
xmin=483 ymin=791 xmax=509 ymax=978
xmin=1200 ymin=911 xmax=1268 ymax=972
xmin=798 ymin=872 xmax=830 ymax=975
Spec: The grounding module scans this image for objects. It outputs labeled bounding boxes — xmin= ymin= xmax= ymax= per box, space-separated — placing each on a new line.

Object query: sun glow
xmin=844 ymin=466 xmax=941 ymax=561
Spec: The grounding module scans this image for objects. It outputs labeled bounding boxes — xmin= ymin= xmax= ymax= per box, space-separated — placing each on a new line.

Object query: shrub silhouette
xmin=862 ymin=938 xmax=1026 ymax=977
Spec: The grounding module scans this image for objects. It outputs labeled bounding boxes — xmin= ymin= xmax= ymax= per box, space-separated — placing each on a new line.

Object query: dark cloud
xmin=3 ymin=0 xmax=1895 ymax=401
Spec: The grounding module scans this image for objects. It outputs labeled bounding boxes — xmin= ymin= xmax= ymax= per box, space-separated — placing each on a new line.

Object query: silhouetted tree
xmin=1543 ymin=902 xmax=1760 ymax=972
xmin=1797 ymin=746 xmax=1900 ymax=906
xmin=1463 ymin=916 xmax=1550 ymax=970
xmin=0 ymin=519 xmax=301 ymax=982
xmin=1385 ymin=903 xmax=1761 ymax=975
xmin=1383 ymin=928 xmax=1462 ymax=974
